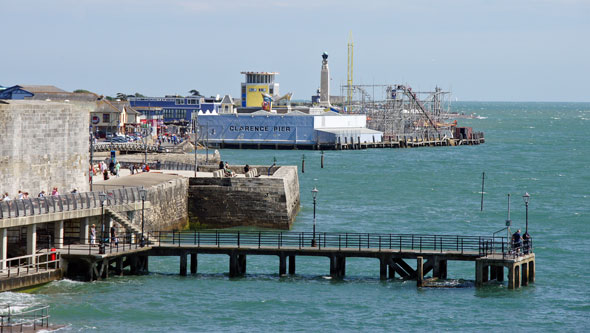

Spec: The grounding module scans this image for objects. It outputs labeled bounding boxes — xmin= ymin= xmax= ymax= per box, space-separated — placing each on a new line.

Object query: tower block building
xmin=240 ymin=72 xmax=279 ymax=108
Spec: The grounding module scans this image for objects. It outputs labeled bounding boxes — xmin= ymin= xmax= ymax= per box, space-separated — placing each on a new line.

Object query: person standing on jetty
xmin=512 ymin=229 xmax=523 ymax=252
xmin=90 ymin=224 xmax=96 ymax=246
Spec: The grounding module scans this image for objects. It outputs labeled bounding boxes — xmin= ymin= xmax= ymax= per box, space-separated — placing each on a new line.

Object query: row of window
xmin=163 ymin=109 xmax=188 ymax=119
xmin=175 ymin=99 xmax=199 ymax=105
xmin=245 ymin=74 xmax=275 ymax=84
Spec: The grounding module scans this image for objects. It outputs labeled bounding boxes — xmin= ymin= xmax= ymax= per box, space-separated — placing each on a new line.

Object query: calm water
xmin=2 ymin=102 xmax=589 ymax=332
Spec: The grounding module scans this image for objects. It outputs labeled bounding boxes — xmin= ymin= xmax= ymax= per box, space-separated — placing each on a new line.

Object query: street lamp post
xmin=311 ymin=187 xmax=318 ymax=247
xmin=522 ymin=192 xmax=530 ymax=233
xmin=139 ymin=187 xmax=147 ymax=247
xmin=98 ymin=192 xmax=107 ymax=254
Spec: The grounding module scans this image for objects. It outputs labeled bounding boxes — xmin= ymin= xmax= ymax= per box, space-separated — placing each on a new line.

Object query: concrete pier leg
xmin=229 ymin=254 xmax=238 ymax=277
xmin=80 ymin=217 xmax=90 ymax=244
xmin=515 ymin=265 xmax=521 ymax=289
xmin=489 ymin=266 xmax=497 ymax=281
xmin=55 ymin=220 xmax=64 ymax=248
xmin=27 ymin=224 xmax=37 ymax=265
xmin=380 ymin=259 xmax=387 ymax=280
xmin=417 ymin=257 xmax=424 ymax=287
xmin=521 ymin=262 xmax=529 ymax=286
xmin=190 ymin=253 xmax=197 ymax=274
xmin=288 ymin=255 xmax=296 ymax=275
xmin=238 ymin=254 xmax=247 ymax=275
xmin=508 ymin=265 xmax=515 ymax=289
xmin=529 ymin=260 xmax=535 ymax=283
xmin=179 ymin=253 xmax=187 ymax=276
xmin=143 ymin=256 xmax=149 ymax=272
xmin=476 ymin=261 xmax=483 ymax=287
xmin=338 ymin=257 xmax=346 ymax=277
xmin=439 ymin=259 xmax=447 ymax=279
xmin=0 ymin=228 xmax=7 ymax=270
xmin=279 ymin=255 xmax=286 ymax=276
xmin=388 ymin=264 xmax=395 ymax=279
xmin=497 ymin=266 xmax=504 ymax=282
xmin=116 ymin=257 xmax=123 ymax=276
xmin=482 ymin=265 xmax=489 ymax=283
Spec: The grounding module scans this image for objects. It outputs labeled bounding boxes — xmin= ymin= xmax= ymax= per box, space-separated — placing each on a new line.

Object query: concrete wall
xmin=0 ymin=100 xmax=90 ymax=196
xmin=129 ymin=177 xmax=189 ymax=232
xmin=187 ymin=166 xmax=300 ymax=229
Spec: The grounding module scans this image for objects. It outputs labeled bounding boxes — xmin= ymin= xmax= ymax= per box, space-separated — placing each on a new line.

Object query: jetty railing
xmin=0 ymin=305 xmax=51 ymax=331
xmin=0 ymin=187 xmax=144 ymax=220
xmin=92 ymin=159 xmax=197 ymax=172
xmin=152 ymin=231 xmax=518 ymax=257
xmin=64 ymin=234 xmax=147 ymax=256
xmin=0 ymin=251 xmax=60 ymax=279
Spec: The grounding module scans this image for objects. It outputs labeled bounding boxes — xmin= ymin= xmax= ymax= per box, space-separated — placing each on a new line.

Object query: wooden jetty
xmin=60 ymin=231 xmax=534 ymax=289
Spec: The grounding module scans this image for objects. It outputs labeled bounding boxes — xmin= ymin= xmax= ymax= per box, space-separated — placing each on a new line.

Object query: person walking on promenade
xmin=90 ymin=224 xmax=96 ymax=246
xmin=2 ymin=193 xmax=11 ymax=201
xmin=115 ymin=162 xmax=121 ymax=177
xmin=18 ymin=190 xmax=24 ymax=200
xmin=110 ymin=225 xmax=118 ymax=246
xmin=38 ymin=190 xmax=46 ymax=198
xmin=52 ymin=187 xmax=60 ymax=196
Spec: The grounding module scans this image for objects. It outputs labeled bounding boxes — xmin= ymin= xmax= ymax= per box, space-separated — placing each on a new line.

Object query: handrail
xmin=0 ymin=187 xmax=145 ymax=220
xmin=0 ymin=251 xmax=60 ymax=278
xmin=0 ymin=305 xmax=51 ymax=331
xmin=151 ymin=230 xmax=525 ymax=257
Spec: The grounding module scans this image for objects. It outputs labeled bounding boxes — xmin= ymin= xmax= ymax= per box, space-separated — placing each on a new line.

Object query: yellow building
xmin=240 ymin=72 xmax=279 ymax=108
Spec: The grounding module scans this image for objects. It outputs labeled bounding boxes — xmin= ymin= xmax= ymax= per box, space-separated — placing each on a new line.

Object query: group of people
xmin=511 ymin=229 xmax=532 ymax=254
xmin=89 ymin=223 xmax=120 ymax=246
xmin=219 ymin=160 xmax=236 ymax=177
xmin=1 ymin=187 xmax=74 ymax=202
xmin=129 ymin=163 xmax=150 ymax=175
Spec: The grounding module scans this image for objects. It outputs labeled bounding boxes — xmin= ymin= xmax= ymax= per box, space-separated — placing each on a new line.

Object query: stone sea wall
xmin=0 ymin=100 xmax=90 ymax=196
xmin=187 ymin=166 xmax=300 ymax=229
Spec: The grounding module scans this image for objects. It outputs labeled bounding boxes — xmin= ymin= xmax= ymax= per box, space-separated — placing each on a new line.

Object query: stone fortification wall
xmin=0 ymin=100 xmax=90 ymax=196
xmin=128 ymin=177 xmax=189 ymax=232
xmin=187 ymin=166 xmax=300 ymax=229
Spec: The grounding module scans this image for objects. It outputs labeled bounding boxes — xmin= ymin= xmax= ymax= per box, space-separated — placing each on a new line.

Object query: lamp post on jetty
xmin=139 ymin=187 xmax=147 ymax=247
xmin=522 ymin=192 xmax=530 ymax=233
xmin=311 ymin=187 xmax=318 ymax=247
xmin=99 ymin=192 xmax=107 ymax=254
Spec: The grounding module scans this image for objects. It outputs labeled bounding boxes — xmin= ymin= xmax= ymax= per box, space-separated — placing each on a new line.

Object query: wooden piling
xmin=279 ymin=254 xmax=286 ymax=275
xmin=288 ymin=255 xmax=296 ymax=275
xmin=190 ymin=253 xmax=197 ymax=274
xmin=417 ymin=257 xmax=424 ymax=287
xmin=179 ymin=253 xmax=187 ymax=276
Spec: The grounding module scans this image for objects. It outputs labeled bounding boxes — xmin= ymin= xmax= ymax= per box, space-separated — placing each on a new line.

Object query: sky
xmin=1 ymin=0 xmax=589 ymax=102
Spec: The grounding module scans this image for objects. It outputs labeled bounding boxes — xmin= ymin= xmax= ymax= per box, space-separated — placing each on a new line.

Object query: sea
xmin=1 ymin=102 xmax=589 ymax=332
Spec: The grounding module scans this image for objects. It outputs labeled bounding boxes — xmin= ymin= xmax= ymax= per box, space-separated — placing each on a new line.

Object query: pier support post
xmin=529 ymin=259 xmax=535 ymax=283
xmin=116 ymin=257 xmax=123 ymax=276
xmin=26 ymin=224 xmax=37 ymax=265
xmin=0 ymin=228 xmax=6 ymax=270
xmin=439 ymin=259 xmax=447 ymax=279
xmin=380 ymin=258 xmax=387 ymax=280
xmin=80 ymin=217 xmax=89 ymax=244
xmin=55 ymin=220 xmax=64 ymax=248
xmin=190 ymin=253 xmax=198 ymax=274
xmin=482 ymin=265 xmax=489 ymax=283
xmin=229 ymin=253 xmax=238 ymax=277
xmin=330 ymin=256 xmax=346 ymax=278
xmin=288 ymin=255 xmax=296 ymax=275
xmin=521 ymin=262 xmax=529 ymax=286
xmin=279 ymin=254 xmax=287 ymax=276
xmin=238 ymin=254 xmax=246 ymax=275
xmin=180 ymin=253 xmax=187 ymax=276
xmin=476 ymin=261 xmax=483 ymax=287
xmin=496 ymin=266 xmax=504 ymax=282
xmin=388 ymin=265 xmax=395 ymax=279
xmin=417 ymin=257 xmax=424 ymax=287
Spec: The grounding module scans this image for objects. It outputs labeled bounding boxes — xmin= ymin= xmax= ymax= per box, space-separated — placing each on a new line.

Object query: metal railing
xmin=0 ymin=187 xmax=144 ymax=219
xmin=480 ymin=238 xmax=534 ymax=259
xmin=0 ymin=252 xmax=60 ymax=279
xmin=152 ymin=231 xmax=515 ymax=257
xmin=0 ymin=305 xmax=51 ymax=332
xmin=64 ymin=234 xmax=149 ymax=256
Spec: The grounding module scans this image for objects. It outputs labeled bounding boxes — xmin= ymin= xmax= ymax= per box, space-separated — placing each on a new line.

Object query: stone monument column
xmin=319 ymin=52 xmax=331 ymax=107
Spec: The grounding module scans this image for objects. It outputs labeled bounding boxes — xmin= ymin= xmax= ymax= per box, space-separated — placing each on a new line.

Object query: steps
xmin=105 ymin=207 xmax=147 ymax=242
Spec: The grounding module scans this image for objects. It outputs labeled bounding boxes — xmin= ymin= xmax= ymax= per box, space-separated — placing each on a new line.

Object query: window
xmin=103 ymin=113 xmax=110 ymax=123
xmin=269 ymin=87 xmax=274 ymax=94
xmin=176 ymin=99 xmax=185 ymax=105
xmin=242 ymin=86 xmax=246 ymax=94
xmin=249 ymin=88 xmax=257 ymax=92
xmin=187 ymin=99 xmax=197 ymax=105
xmin=258 ymin=88 xmax=266 ymax=92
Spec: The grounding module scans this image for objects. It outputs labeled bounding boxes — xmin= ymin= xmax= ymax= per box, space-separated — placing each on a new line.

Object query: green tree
xmin=73 ymin=89 xmax=91 ymax=93
xmin=116 ymin=93 xmax=127 ymax=101
xmin=189 ymin=89 xmax=201 ymax=96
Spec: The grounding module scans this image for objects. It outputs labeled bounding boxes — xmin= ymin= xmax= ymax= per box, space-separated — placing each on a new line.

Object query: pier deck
xmin=56 ymin=230 xmax=534 ymax=289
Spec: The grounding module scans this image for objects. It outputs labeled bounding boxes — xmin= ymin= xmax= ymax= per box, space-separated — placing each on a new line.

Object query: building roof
xmin=315 ymin=127 xmax=383 ymax=135
xmin=240 ymin=72 xmax=279 ymax=75
xmin=19 ymin=85 xmax=67 ymax=93
xmin=220 ymin=95 xmax=233 ymax=104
